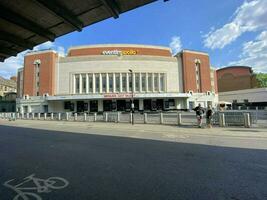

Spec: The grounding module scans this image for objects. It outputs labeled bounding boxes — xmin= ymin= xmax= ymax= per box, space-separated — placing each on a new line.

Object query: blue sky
xmin=1 ymin=0 xmax=267 ymax=78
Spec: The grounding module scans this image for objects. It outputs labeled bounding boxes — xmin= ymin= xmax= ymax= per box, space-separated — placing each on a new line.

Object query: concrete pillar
xmin=98 ymin=100 xmax=103 ymax=112
xmin=32 ymin=113 xmax=35 ymax=120
xmin=66 ymin=113 xmax=69 ymax=121
xmin=44 ymin=113 xmax=47 ymax=120
xmin=244 ymin=113 xmax=251 ymax=128
xmin=26 ymin=113 xmax=29 ymax=119
xmin=38 ymin=113 xmax=41 ymax=120
xmin=16 ymin=113 xmax=20 ymax=119
xmin=144 ymin=113 xmax=147 ymax=124
xmin=58 ymin=113 xmax=61 ymax=121
xmin=219 ymin=113 xmax=225 ymax=127
xmin=84 ymin=113 xmax=87 ymax=121
xmin=177 ymin=113 xmax=182 ymax=126
xmin=51 ymin=113 xmax=54 ymax=120
xmin=117 ymin=112 xmax=120 ymax=123
xmin=139 ymin=99 xmax=144 ymax=111
xmin=94 ymin=113 xmax=97 ymax=122
xmin=74 ymin=113 xmax=77 ymax=121
xmin=160 ymin=112 xmax=163 ymax=124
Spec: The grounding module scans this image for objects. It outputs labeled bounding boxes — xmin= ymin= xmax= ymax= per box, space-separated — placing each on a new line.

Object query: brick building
xmin=16 ymin=44 xmax=218 ymax=113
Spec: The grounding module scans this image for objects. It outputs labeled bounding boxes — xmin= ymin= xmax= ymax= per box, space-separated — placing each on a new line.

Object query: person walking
xmin=206 ymin=105 xmax=213 ymax=128
xmin=193 ymin=103 xmax=205 ymax=128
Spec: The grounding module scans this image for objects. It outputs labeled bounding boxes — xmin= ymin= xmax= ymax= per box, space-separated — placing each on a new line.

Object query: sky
xmin=1 ymin=0 xmax=267 ymax=78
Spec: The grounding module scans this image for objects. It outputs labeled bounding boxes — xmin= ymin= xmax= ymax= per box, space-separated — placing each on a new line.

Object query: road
xmin=0 ymin=123 xmax=267 ymax=200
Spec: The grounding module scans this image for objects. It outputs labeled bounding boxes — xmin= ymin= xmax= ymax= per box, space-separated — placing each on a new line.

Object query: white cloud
xmin=204 ymin=0 xmax=267 ymax=49
xmin=0 ymin=42 xmax=65 ymax=79
xmin=169 ymin=36 xmax=182 ymax=55
xmin=229 ymin=31 xmax=267 ymax=72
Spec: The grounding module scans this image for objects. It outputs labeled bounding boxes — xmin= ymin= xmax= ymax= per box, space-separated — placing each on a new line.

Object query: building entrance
xmin=77 ymin=101 xmax=85 ymax=113
xmin=103 ymin=100 xmax=113 ymax=111
xmin=117 ymin=100 xmax=126 ymax=111
xmin=90 ymin=100 xmax=98 ymax=112
xmin=144 ymin=99 xmax=152 ymax=111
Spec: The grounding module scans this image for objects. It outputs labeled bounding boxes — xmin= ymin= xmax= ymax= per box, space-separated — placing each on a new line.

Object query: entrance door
xmin=103 ymin=100 xmax=112 ymax=111
xmin=156 ymin=99 xmax=163 ymax=110
xmin=117 ymin=100 xmax=126 ymax=111
xmin=144 ymin=99 xmax=152 ymax=111
xmin=90 ymin=100 xmax=98 ymax=112
xmin=77 ymin=101 xmax=85 ymax=113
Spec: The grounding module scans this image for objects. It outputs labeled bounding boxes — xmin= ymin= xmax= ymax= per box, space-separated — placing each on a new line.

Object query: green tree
xmin=256 ymin=73 xmax=267 ymax=88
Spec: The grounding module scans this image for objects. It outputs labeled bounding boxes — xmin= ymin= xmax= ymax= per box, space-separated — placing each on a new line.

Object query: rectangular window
xmin=75 ymin=75 xmax=80 ymax=94
xmin=141 ymin=73 xmax=146 ymax=92
xmin=115 ymin=73 xmax=120 ymax=92
xmin=95 ymin=74 xmax=100 ymax=93
xmin=154 ymin=73 xmax=158 ymax=91
xmin=148 ymin=73 xmax=152 ymax=92
xmin=102 ymin=73 xmax=106 ymax=93
xmin=82 ymin=75 xmax=86 ymax=93
xmin=122 ymin=73 xmax=127 ymax=92
xmin=160 ymin=73 xmax=165 ymax=91
xmin=88 ymin=74 xmax=93 ymax=93
xmin=135 ymin=73 xmax=140 ymax=92
xmin=128 ymin=73 xmax=132 ymax=92
xmin=109 ymin=73 xmax=113 ymax=92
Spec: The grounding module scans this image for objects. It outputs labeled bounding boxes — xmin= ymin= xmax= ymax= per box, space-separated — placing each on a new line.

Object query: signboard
xmin=104 ymin=93 xmax=134 ymax=99
xmin=102 ymin=49 xmax=137 ymax=56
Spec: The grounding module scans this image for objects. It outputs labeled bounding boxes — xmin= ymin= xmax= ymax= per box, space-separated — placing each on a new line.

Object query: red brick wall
xmin=23 ymin=51 xmax=57 ymax=96
xmin=68 ymin=47 xmax=172 ymax=57
xmin=181 ymin=51 xmax=212 ymax=93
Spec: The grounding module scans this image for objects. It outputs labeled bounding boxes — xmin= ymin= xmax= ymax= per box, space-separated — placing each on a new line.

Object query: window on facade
xmin=154 ymin=73 xmax=158 ymax=92
xmin=75 ymin=75 xmax=80 ymax=94
xmin=135 ymin=73 xmax=140 ymax=92
xmin=82 ymin=75 xmax=86 ymax=93
xmin=88 ymin=74 xmax=93 ymax=93
xmin=148 ymin=73 xmax=152 ymax=92
xmin=141 ymin=73 xmax=146 ymax=92
xmin=115 ymin=73 xmax=120 ymax=92
xmin=95 ymin=74 xmax=100 ymax=93
xmin=160 ymin=73 xmax=165 ymax=92
xmin=128 ymin=73 xmax=132 ymax=92
xmin=109 ymin=73 xmax=113 ymax=92
xmin=102 ymin=74 xmax=107 ymax=93
xmin=122 ymin=73 xmax=127 ymax=92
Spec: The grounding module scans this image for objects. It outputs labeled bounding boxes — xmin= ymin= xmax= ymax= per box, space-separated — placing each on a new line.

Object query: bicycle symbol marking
xmin=3 ymin=174 xmax=69 ymax=200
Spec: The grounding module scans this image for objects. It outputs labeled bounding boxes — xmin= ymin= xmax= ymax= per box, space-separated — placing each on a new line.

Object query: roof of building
xmin=0 ymin=76 xmax=16 ymax=88
xmin=0 ymin=0 xmax=165 ymax=62
xmin=216 ymin=66 xmax=252 ymax=72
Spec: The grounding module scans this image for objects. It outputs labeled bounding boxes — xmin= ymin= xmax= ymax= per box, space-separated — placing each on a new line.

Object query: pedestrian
xmin=193 ymin=103 xmax=205 ymax=128
xmin=206 ymin=105 xmax=213 ymax=128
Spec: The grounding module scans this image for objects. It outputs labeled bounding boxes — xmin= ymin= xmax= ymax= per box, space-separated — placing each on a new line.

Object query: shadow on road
xmin=0 ymin=124 xmax=266 ymax=200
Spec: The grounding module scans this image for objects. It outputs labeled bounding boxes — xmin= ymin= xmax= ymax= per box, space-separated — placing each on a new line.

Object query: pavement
xmin=0 ymin=119 xmax=267 ymax=200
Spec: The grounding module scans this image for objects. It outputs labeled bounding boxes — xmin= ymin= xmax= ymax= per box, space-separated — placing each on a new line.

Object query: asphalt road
xmin=0 ymin=125 xmax=267 ymax=200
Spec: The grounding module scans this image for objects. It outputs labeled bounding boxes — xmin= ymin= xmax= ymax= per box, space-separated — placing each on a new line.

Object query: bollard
xmin=26 ymin=113 xmax=29 ymax=119
xmin=74 ymin=113 xmax=77 ymax=121
xmin=44 ymin=113 xmax=47 ymax=120
xmin=219 ymin=113 xmax=226 ymax=127
xmin=21 ymin=113 xmax=24 ymax=119
xmin=177 ymin=113 xmax=182 ymax=126
xmin=84 ymin=113 xmax=87 ymax=121
xmin=117 ymin=112 xmax=120 ymax=123
xmin=51 ymin=113 xmax=54 ymax=120
xmin=244 ymin=113 xmax=251 ymax=128
xmin=144 ymin=113 xmax=147 ymax=124
xmin=160 ymin=112 xmax=164 ymax=124
xmin=12 ymin=113 xmax=16 ymax=120
xmin=94 ymin=113 xmax=97 ymax=122
xmin=130 ymin=112 xmax=133 ymax=124
xmin=58 ymin=113 xmax=61 ymax=121
xmin=32 ymin=113 xmax=35 ymax=120
xmin=66 ymin=113 xmax=69 ymax=121
xmin=38 ymin=113 xmax=41 ymax=120
xmin=104 ymin=113 xmax=108 ymax=122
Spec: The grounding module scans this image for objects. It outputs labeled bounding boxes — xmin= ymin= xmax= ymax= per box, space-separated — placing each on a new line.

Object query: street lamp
xmin=129 ymin=69 xmax=134 ymax=125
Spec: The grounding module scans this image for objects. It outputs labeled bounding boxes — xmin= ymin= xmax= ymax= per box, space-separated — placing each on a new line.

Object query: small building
xmin=16 ymin=44 xmax=218 ymax=113
xmin=0 ymin=76 xmax=17 ymax=97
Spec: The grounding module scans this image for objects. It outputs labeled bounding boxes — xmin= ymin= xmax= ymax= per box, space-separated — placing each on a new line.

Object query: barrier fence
xmin=0 ymin=111 xmax=258 ymax=128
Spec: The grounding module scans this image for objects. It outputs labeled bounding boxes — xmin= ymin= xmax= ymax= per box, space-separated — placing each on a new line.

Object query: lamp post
xmin=129 ymin=69 xmax=134 ymax=125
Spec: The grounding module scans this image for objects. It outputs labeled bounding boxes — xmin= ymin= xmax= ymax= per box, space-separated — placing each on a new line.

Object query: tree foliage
xmin=256 ymin=73 xmax=267 ymax=88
